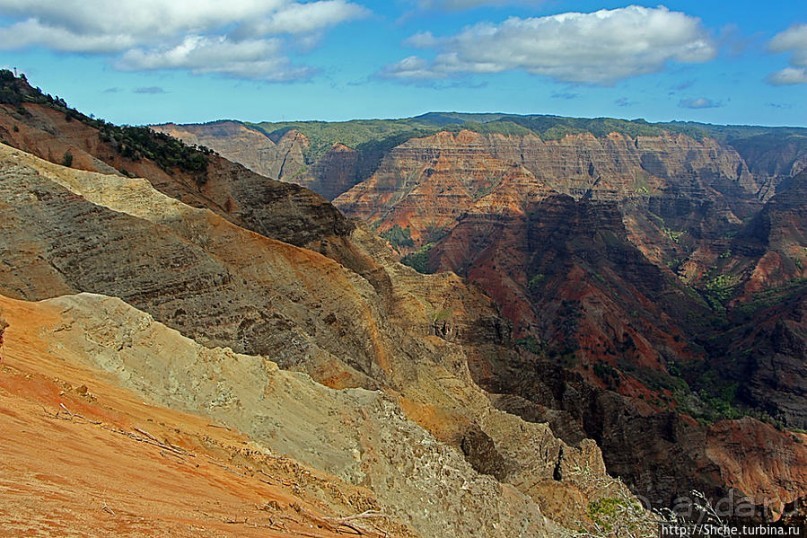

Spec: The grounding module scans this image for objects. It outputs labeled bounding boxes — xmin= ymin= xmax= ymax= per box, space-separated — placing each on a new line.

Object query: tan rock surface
xmin=0 ymin=293 xmax=413 ymax=538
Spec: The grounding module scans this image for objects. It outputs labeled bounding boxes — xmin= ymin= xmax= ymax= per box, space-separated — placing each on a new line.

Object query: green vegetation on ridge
xmin=249 ymin=118 xmax=439 ymax=162
xmin=0 ymin=70 xmax=214 ymax=176
xmin=250 ymin=112 xmax=807 ymax=159
xmin=249 ymin=114 xmax=677 ymax=162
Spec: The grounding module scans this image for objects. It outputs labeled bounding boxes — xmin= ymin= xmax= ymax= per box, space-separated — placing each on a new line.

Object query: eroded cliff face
xmin=330 ymin=129 xmax=807 ymax=514
xmin=333 ymin=128 xmax=757 ymax=210
xmin=335 ymin=131 xmax=553 ymax=245
xmin=0 ymin=140 xmax=641 ymax=535
xmin=471 ymin=130 xmax=757 ymax=201
xmin=333 ymin=129 xmax=762 ymax=274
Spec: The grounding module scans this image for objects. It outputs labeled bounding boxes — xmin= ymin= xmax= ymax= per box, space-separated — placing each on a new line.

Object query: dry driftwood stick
xmin=331 ymin=510 xmax=386 ymax=522
xmin=55 ymin=403 xmax=102 ymax=424
xmin=134 ymin=427 xmax=161 ymax=443
xmin=59 ymin=403 xmax=74 ymax=418
xmin=134 ymin=428 xmax=190 ymax=455
xmin=102 ymin=498 xmax=116 ymax=516
xmin=108 ymin=427 xmax=189 ymax=456
xmin=335 ymin=521 xmax=364 ymax=535
xmin=323 ymin=510 xmax=390 ymax=537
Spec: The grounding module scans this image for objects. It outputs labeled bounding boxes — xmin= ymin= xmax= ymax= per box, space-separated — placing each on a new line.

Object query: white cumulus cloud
xmin=118 ymin=36 xmax=314 ymax=81
xmin=237 ymin=0 xmax=368 ymax=36
xmin=0 ymin=0 xmax=368 ymax=81
xmin=384 ymin=5 xmax=716 ymax=84
xmin=767 ymin=24 xmax=807 ymax=85
xmin=381 ymin=56 xmax=443 ymax=80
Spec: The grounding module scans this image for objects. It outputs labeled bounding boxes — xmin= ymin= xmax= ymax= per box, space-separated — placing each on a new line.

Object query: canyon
xmin=1 ymin=71 xmax=805 ymax=535
xmin=159 ymin=112 xmax=807 ymax=521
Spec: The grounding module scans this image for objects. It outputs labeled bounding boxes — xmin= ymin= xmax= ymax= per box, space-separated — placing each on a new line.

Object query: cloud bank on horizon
xmin=413 ymin=0 xmax=547 ymax=9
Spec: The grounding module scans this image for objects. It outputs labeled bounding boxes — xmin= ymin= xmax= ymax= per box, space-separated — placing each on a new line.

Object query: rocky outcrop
xmin=475 ymin=349 xmax=807 ymax=521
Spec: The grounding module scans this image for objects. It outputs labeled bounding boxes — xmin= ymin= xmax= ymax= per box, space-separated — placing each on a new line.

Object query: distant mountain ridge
xmin=155 ymin=113 xmax=807 ymax=204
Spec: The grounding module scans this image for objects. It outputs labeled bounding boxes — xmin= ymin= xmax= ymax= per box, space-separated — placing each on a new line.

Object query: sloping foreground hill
xmin=1 ymin=291 xmax=577 ymax=537
xmin=0 ymin=293 xmax=417 ymax=538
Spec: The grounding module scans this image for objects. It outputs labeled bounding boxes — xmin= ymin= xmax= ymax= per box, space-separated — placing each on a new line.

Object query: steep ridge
xmin=0 ymin=139 xmax=638 ymax=534
xmin=0 ymin=76 xmax=352 ymax=252
xmin=155 ymin=121 xmax=289 ymax=180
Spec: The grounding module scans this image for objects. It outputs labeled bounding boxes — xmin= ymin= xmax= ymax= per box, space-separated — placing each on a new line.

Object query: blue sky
xmin=0 ymin=1 xmax=804 ymax=126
